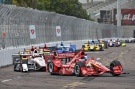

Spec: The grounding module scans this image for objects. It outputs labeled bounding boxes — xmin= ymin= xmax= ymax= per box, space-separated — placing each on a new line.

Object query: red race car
xmin=48 ymin=50 xmax=126 ymax=77
xmin=44 ymin=50 xmax=77 ymax=72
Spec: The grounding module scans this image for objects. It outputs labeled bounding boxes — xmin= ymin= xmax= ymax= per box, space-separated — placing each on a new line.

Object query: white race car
xmin=12 ymin=50 xmax=46 ymax=72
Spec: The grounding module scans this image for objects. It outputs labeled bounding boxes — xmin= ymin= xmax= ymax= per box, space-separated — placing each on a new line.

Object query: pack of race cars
xmin=82 ymin=39 xmax=126 ymax=51
xmin=12 ymin=42 xmax=77 ymax=72
xmin=12 ymin=41 xmax=127 ymax=77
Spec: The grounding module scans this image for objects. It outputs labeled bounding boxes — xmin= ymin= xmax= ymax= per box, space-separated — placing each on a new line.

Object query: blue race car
xmin=51 ymin=42 xmax=76 ymax=53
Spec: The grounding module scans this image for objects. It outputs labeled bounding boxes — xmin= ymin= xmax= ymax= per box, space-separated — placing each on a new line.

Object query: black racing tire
xmin=48 ymin=62 xmax=55 ymax=75
xmin=110 ymin=60 xmax=122 ymax=76
xmin=99 ymin=45 xmax=104 ymax=51
xmin=103 ymin=41 xmax=108 ymax=49
xmin=82 ymin=45 xmax=85 ymax=48
xmin=14 ymin=63 xmax=17 ymax=71
xmin=74 ymin=62 xmax=85 ymax=77
xmin=69 ymin=48 xmax=73 ymax=52
xmin=20 ymin=64 xmax=24 ymax=72
xmin=14 ymin=63 xmax=24 ymax=72
xmin=105 ymin=42 xmax=108 ymax=49
xmin=106 ymin=44 xmax=108 ymax=49
xmin=14 ymin=63 xmax=20 ymax=72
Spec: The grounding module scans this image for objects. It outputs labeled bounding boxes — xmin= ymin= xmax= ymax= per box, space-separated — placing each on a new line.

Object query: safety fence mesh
xmin=0 ymin=5 xmax=123 ymax=48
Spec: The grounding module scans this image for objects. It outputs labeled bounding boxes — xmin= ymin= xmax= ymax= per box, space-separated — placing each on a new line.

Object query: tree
xmin=12 ymin=0 xmax=92 ymax=20
xmin=12 ymin=0 xmax=37 ymax=8
xmin=37 ymin=0 xmax=92 ymax=20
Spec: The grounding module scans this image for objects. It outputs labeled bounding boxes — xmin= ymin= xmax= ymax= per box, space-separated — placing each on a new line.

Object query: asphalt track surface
xmin=0 ymin=43 xmax=135 ymax=89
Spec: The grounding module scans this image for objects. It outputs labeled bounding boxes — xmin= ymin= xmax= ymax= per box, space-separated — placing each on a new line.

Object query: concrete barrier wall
xmin=123 ymin=26 xmax=135 ymax=38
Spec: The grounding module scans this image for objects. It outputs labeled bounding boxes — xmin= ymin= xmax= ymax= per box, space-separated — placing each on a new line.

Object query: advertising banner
xmin=113 ymin=9 xmax=135 ymax=25
xmin=56 ymin=26 xmax=61 ymax=37
xmin=29 ymin=25 xmax=36 ymax=39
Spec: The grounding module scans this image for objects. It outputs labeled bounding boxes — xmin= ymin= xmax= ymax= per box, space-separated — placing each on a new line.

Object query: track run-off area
xmin=0 ymin=43 xmax=135 ymax=89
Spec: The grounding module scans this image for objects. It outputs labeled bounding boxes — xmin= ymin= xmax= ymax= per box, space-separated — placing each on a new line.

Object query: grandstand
xmin=80 ymin=0 xmax=135 ymax=21
xmin=79 ymin=0 xmax=135 ymax=38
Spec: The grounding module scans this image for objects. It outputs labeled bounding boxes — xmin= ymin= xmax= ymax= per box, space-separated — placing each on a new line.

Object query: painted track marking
xmin=62 ymin=82 xmax=85 ymax=89
xmin=1 ymin=79 xmax=12 ymax=83
xmin=1 ymin=76 xmax=21 ymax=83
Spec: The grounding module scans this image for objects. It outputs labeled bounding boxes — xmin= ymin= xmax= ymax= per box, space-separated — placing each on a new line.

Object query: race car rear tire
xmin=103 ymin=41 xmax=108 ymax=49
xmin=74 ymin=62 xmax=85 ymax=77
xmin=106 ymin=45 xmax=108 ymax=49
xmin=82 ymin=45 xmax=85 ymax=48
xmin=48 ymin=62 xmax=55 ymax=75
xmin=14 ymin=63 xmax=18 ymax=71
xmin=69 ymin=48 xmax=73 ymax=52
xmin=14 ymin=63 xmax=22 ymax=72
xmin=99 ymin=45 xmax=104 ymax=51
xmin=110 ymin=60 xmax=122 ymax=76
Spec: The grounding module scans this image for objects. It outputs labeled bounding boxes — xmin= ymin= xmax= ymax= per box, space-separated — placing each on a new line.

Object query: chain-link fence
xmin=0 ymin=5 xmax=123 ymax=49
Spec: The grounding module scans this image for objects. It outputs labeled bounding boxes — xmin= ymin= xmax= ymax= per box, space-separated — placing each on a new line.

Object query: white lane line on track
xmin=1 ymin=76 xmax=21 ymax=83
xmin=1 ymin=79 xmax=12 ymax=83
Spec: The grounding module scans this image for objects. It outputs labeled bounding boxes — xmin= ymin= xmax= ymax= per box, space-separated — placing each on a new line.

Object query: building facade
xmin=79 ymin=0 xmax=106 ymax=4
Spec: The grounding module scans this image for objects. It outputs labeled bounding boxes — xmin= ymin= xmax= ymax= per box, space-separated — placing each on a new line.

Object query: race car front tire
xmin=74 ymin=62 xmax=85 ymax=77
xmin=48 ymin=62 xmax=55 ymax=75
xmin=14 ymin=63 xmax=22 ymax=72
xmin=110 ymin=60 xmax=122 ymax=76
xmin=14 ymin=63 xmax=18 ymax=71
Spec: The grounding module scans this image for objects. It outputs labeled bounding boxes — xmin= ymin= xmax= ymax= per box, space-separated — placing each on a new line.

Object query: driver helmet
xmin=92 ymin=40 xmax=95 ymax=44
xmin=83 ymin=54 xmax=88 ymax=61
xmin=84 ymin=56 xmax=88 ymax=60
xmin=60 ymin=42 xmax=64 ymax=46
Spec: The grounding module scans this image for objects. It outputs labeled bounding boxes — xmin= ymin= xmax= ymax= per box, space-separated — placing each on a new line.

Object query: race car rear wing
xmin=67 ymin=50 xmax=86 ymax=65
xmin=12 ymin=54 xmax=21 ymax=59
xmin=39 ymin=46 xmax=56 ymax=51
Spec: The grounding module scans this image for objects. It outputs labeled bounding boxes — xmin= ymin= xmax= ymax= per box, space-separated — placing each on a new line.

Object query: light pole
xmin=117 ymin=0 xmax=121 ymax=26
xmin=117 ymin=0 xmax=123 ymax=38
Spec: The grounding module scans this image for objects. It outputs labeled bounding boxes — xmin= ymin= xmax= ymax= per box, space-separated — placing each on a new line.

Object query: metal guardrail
xmin=0 ymin=5 xmax=123 ymax=49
